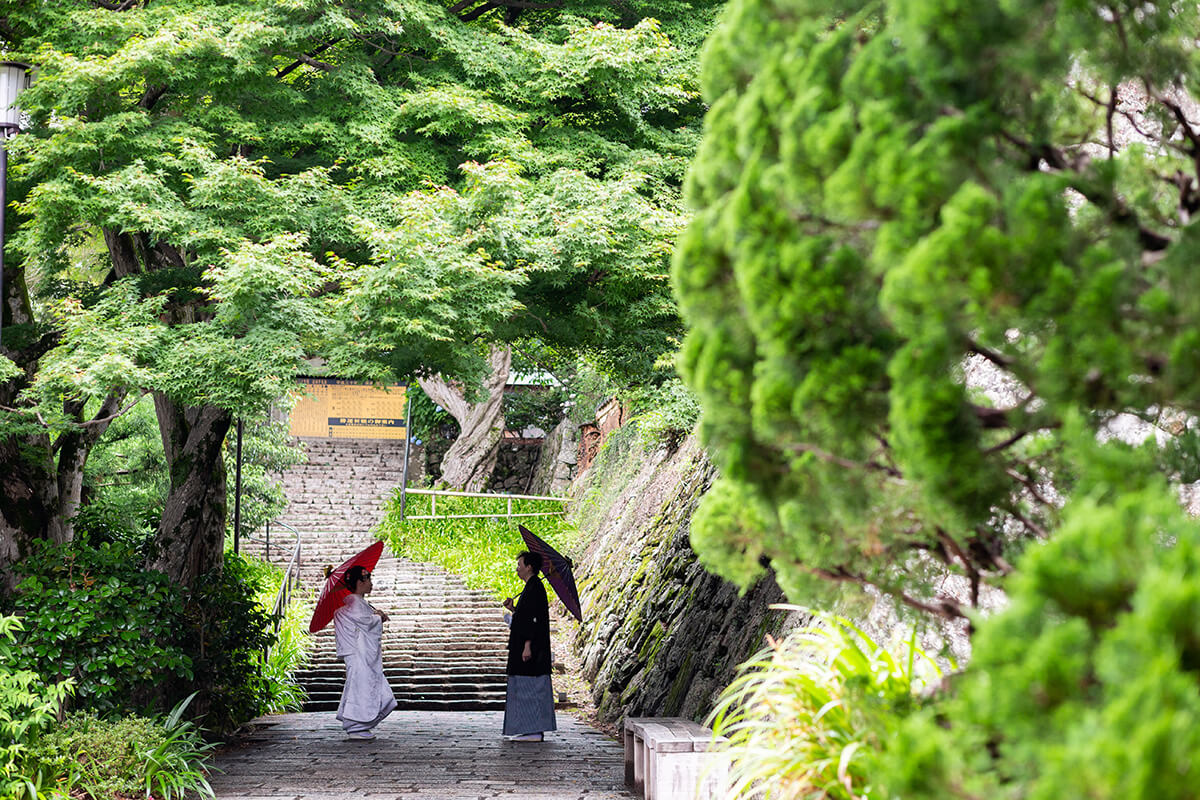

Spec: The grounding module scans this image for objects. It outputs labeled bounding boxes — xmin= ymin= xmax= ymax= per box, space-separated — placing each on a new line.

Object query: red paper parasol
xmin=518 ymin=524 xmax=582 ymax=622
xmin=309 ymin=540 xmax=385 ymax=634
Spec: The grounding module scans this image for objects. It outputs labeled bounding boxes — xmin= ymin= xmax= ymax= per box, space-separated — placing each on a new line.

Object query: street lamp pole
xmin=0 ymin=62 xmax=30 ymax=349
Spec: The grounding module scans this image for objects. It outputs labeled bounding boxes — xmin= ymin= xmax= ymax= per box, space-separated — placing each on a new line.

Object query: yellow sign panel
xmin=289 ymin=378 xmax=408 ymax=440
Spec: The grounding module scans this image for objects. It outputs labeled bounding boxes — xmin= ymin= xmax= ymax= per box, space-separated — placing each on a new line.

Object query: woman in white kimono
xmin=333 ymin=565 xmax=397 ymax=739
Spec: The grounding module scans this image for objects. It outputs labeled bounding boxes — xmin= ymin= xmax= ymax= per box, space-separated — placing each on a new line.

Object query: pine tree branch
xmin=936 ymin=527 xmax=981 ymax=606
xmin=983 ymin=429 xmax=1028 ymax=454
xmin=1104 ymin=83 xmax=1118 ymax=158
xmin=968 ymin=340 xmax=1013 ymax=368
xmin=998 ymin=129 xmax=1173 ymax=252
xmin=971 ymin=404 xmax=1011 ymax=429
xmin=785 ymin=441 xmax=903 ymax=478
xmin=1005 ymin=466 xmax=1054 ymax=509
xmin=1155 ymin=93 xmax=1200 ymax=176
xmin=1008 ymin=507 xmax=1049 ymax=540
xmin=805 ymin=563 xmax=970 ymax=621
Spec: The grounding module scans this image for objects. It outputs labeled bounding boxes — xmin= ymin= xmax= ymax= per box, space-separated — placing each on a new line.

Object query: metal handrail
xmin=253 ymin=521 xmax=302 ymax=660
xmin=399 ymin=487 xmax=570 ymax=522
xmin=243 ymin=517 xmax=299 ymax=562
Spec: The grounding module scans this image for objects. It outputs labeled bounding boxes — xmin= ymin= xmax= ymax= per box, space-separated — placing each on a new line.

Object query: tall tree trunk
xmin=54 ymin=393 xmax=128 ymax=543
xmin=418 ymin=345 xmax=511 ymax=492
xmin=0 ymin=263 xmax=116 ymax=593
xmin=147 ymin=394 xmax=232 ymax=585
xmin=0 ymin=433 xmax=54 ymax=596
xmin=0 ymin=255 xmax=47 ymax=594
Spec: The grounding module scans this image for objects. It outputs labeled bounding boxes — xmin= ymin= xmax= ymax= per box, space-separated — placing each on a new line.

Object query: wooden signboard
xmin=289 ymin=378 xmax=408 ymax=440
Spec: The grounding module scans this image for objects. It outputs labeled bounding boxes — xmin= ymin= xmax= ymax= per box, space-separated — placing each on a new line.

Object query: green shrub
xmin=178 ymin=553 xmax=277 ymax=733
xmin=11 ymin=539 xmax=191 ymax=714
xmin=259 ymin=599 xmax=311 ymax=714
xmin=12 ymin=541 xmax=284 ymax=733
xmin=0 ymin=615 xmax=75 ymax=800
xmin=708 ymin=613 xmax=942 ymax=800
xmin=377 ymin=491 xmax=576 ymax=601
xmin=627 ymin=378 xmax=701 ymax=447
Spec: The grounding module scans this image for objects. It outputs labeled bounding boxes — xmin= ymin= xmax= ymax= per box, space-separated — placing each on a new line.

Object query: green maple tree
xmin=0 ymin=0 xmax=716 ymax=586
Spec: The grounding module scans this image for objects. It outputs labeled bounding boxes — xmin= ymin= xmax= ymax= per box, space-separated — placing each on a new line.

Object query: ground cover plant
xmin=247 ymin=558 xmax=314 ymax=714
xmin=377 ymin=492 xmax=577 ymax=601
xmin=25 ymin=695 xmax=216 ymax=800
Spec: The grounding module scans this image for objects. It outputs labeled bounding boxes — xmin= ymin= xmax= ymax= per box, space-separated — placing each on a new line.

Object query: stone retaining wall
xmin=569 ymin=427 xmax=799 ymax=727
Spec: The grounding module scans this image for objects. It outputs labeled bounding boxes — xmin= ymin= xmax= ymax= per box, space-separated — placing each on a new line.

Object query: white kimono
xmin=333 ymin=593 xmax=397 ymax=734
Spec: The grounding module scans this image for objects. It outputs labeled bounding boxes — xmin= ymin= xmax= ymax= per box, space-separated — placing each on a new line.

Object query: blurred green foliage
xmin=674 ymin=0 xmax=1200 ymax=793
xmin=673 ymin=0 xmax=1200 ymax=616
xmin=882 ymin=432 xmax=1200 ymax=798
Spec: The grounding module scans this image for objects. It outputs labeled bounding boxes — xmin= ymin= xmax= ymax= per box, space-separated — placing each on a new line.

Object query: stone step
xmin=301 ymin=697 xmax=506 ymax=712
xmin=297 ymin=669 xmax=507 ymax=683
xmin=302 ymin=683 xmax=506 ymax=699
xmin=269 ymin=438 xmax=515 ymax=711
xmin=300 ymin=658 xmax=510 ymax=673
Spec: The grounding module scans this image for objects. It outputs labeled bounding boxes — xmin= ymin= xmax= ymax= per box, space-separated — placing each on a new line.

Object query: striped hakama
xmin=503 ymin=674 xmax=557 ymax=736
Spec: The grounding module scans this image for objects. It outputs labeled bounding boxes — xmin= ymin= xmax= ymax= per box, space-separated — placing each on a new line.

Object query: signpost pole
xmin=400 ymin=385 xmax=413 ymax=521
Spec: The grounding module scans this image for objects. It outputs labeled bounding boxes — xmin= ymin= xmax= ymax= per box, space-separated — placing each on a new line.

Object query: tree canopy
xmin=0 ymin=0 xmax=718 ymax=586
xmin=675 ymin=0 xmax=1200 ymax=619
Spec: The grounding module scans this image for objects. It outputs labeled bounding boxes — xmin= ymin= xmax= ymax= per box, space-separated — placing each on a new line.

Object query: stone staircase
xmin=241 ymin=437 xmax=510 ymax=712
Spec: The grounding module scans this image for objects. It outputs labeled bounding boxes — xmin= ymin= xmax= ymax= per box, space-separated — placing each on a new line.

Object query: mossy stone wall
xmin=569 ymin=429 xmax=797 ymax=726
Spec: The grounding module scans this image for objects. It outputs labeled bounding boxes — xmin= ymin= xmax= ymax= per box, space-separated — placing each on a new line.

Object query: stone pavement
xmin=209 ymin=710 xmax=638 ymax=800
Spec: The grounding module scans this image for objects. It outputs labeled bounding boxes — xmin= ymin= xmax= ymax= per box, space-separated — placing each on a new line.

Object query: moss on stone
xmin=663 ymin=652 xmax=695 ymax=716
xmin=637 ymin=620 xmax=667 ymax=664
xmin=619 ymin=676 xmax=642 ymax=704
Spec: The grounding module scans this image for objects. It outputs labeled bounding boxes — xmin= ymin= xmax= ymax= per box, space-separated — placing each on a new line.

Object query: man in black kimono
xmin=501 ymin=550 xmax=557 ymax=741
